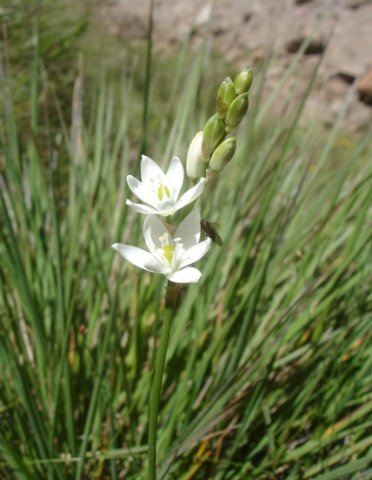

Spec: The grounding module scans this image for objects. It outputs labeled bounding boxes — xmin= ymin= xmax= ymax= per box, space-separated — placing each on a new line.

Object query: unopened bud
xmin=202 ymin=113 xmax=225 ymax=158
xmin=216 ymin=77 xmax=236 ymax=117
xmin=234 ymin=67 xmax=253 ymax=95
xmin=186 ymin=131 xmax=205 ymax=179
xmin=225 ymin=93 xmax=249 ymax=131
xmin=209 ymin=137 xmax=236 ymax=172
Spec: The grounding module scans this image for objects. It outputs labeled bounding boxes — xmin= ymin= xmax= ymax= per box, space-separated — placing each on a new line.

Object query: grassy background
xmin=1 ymin=1 xmax=371 ymax=479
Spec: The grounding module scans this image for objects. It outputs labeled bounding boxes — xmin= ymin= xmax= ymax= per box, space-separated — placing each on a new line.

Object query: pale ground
xmin=94 ymin=0 xmax=372 ymax=131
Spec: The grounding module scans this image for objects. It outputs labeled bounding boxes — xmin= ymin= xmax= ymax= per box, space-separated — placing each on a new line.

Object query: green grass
xmin=1 ymin=4 xmax=372 ymax=480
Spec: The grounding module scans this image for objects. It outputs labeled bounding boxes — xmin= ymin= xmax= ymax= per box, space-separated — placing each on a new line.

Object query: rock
xmin=286 ymin=36 xmax=326 ymax=55
xmin=347 ymin=0 xmax=372 ymax=9
xmin=93 ymin=0 xmax=372 ymax=131
xmin=324 ymin=6 xmax=372 ymax=79
xmin=357 ymin=69 xmax=372 ymax=106
xmin=335 ymin=71 xmax=356 ymax=85
xmin=295 ymin=0 xmax=314 ymax=5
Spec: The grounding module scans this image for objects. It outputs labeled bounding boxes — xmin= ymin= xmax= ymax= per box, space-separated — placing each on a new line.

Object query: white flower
xmin=112 ymin=209 xmax=211 ymax=283
xmin=126 ymin=155 xmax=205 ymax=216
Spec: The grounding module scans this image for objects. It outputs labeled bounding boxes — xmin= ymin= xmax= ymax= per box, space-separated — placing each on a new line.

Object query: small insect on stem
xmin=200 ymin=219 xmax=223 ymax=247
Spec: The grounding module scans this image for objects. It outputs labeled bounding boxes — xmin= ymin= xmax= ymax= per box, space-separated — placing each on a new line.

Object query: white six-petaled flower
xmin=126 ymin=155 xmax=205 ymax=216
xmin=112 ymin=209 xmax=211 ymax=283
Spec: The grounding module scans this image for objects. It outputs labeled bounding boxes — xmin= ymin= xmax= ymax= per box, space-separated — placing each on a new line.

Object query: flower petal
xmin=175 ymin=209 xmax=201 ymax=248
xmin=112 ymin=243 xmax=169 ymax=274
xmin=178 ymin=238 xmax=211 ymax=269
xmin=126 ymin=200 xmax=159 ymax=215
xmin=127 ymin=175 xmax=155 ymax=206
xmin=176 ymin=177 xmax=206 ymax=211
xmin=166 ymin=156 xmax=184 ymax=200
xmin=143 ymin=215 xmax=170 ymax=257
xmin=167 ymin=267 xmax=202 ymax=283
xmin=155 ymin=199 xmax=177 ymax=216
xmin=141 ymin=155 xmax=166 ymax=182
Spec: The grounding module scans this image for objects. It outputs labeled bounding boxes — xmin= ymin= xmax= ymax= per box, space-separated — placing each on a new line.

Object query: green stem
xmin=147 ymin=304 xmax=173 ymax=479
xmin=140 ymin=0 xmax=154 ymax=159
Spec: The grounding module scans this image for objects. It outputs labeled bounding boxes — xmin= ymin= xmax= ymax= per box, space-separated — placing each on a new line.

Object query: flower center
xmin=162 ymin=244 xmax=174 ymax=263
xmin=159 ymin=232 xmax=174 ymax=264
xmin=157 ymin=184 xmax=171 ymax=201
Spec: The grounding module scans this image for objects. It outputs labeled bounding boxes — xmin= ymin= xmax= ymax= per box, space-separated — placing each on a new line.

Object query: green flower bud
xmin=186 ymin=131 xmax=205 ymax=179
xmin=209 ymin=137 xmax=236 ymax=172
xmin=234 ymin=67 xmax=253 ymax=95
xmin=216 ymin=77 xmax=237 ymax=117
xmin=225 ymin=93 xmax=249 ymax=131
xmin=202 ymin=113 xmax=225 ymax=158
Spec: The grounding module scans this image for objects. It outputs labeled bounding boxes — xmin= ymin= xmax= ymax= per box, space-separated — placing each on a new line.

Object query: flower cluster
xmin=112 ymin=156 xmax=211 ymax=283
xmin=186 ymin=67 xmax=253 ymax=181
xmin=113 ymin=67 xmax=253 ymax=284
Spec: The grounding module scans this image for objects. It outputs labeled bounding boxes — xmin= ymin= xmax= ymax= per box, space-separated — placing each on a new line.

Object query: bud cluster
xmin=186 ymin=67 xmax=253 ymax=180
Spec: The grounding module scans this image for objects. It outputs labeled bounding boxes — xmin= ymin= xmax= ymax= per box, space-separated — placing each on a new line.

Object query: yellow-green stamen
xmin=157 ymin=186 xmax=163 ymax=201
xmin=157 ymin=184 xmax=171 ymax=201
xmin=162 ymin=244 xmax=174 ymax=263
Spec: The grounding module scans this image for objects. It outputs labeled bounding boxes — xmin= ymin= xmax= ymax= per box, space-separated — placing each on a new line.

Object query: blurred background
xmin=1 ymin=1 xmax=371 ymax=479
xmin=96 ymin=0 xmax=372 ymax=130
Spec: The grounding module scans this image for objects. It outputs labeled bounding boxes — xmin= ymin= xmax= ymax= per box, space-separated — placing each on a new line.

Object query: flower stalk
xmin=112 ymin=65 xmax=253 ymax=479
xmin=148 ymin=299 xmax=173 ymax=480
